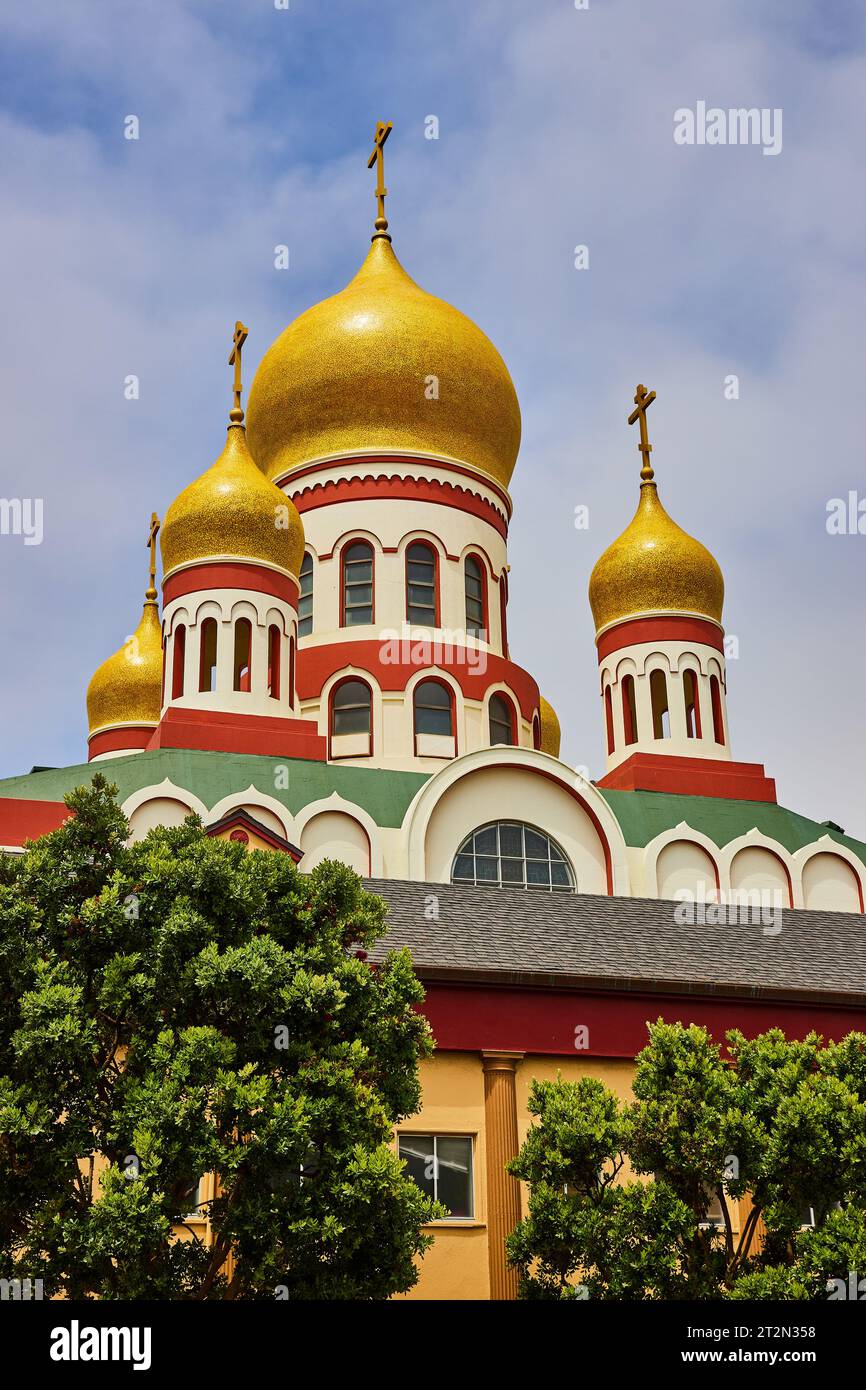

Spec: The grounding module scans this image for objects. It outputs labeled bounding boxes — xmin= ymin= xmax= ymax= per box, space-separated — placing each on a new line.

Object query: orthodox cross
xmin=229 ymin=320 xmax=249 ymax=422
xmin=146 ymin=511 xmax=160 ymax=599
xmin=367 ymin=120 xmax=393 ymax=236
xmin=628 ymin=383 xmax=657 ymax=482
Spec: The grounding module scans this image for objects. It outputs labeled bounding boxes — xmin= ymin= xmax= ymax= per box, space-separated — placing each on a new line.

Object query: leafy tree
xmin=0 ymin=775 xmax=438 ymax=1299
xmin=507 ymin=1020 xmax=866 ymax=1299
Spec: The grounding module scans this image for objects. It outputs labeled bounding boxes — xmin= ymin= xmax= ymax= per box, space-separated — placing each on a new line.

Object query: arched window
xmin=604 ymin=684 xmax=615 ymax=754
xmin=489 ymin=693 xmax=515 ymax=746
xmin=289 ymin=634 xmax=296 ymax=706
xmin=342 ymin=541 xmax=374 ymax=626
xmin=452 ymin=821 xmax=575 ymax=893
xmin=413 ymin=679 xmax=453 ymax=738
xmin=683 ymin=669 xmax=702 ymax=738
xmin=198 ymin=619 xmax=217 ymax=693
xmin=650 ymin=669 xmax=670 ymax=738
xmin=710 ymin=674 xmax=725 ymax=744
xmin=233 ymin=619 xmax=252 ymax=692
xmin=267 ymin=624 xmax=281 ymax=700
xmin=532 ymin=713 xmax=541 ymax=750
xmin=299 ymin=552 xmax=313 ymax=637
xmin=499 ymin=573 xmax=509 ymax=655
xmin=406 ymin=542 xmax=437 ymax=626
xmin=621 ymin=674 xmax=637 ymax=745
xmin=171 ymin=625 xmax=186 ymax=700
xmin=465 ymin=555 xmax=486 ymax=637
xmin=331 ymin=678 xmax=372 ymax=752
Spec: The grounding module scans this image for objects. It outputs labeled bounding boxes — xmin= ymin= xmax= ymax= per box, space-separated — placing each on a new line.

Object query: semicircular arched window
xmin=451 ymin=821 xmax=575 ymax=892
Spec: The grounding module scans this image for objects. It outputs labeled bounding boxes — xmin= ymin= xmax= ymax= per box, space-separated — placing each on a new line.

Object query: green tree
xmin=507 ymin=1020 xmax=866 ymax=1300
xmin=0 ymin=775 xmax=438 ymax=1299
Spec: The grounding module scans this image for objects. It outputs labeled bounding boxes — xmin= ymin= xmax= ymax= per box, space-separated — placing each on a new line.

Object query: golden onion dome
xmin=160 ymin=422 xmax=304 ymax=579
xmin=87 ymin=597 xmax=163 ymax=735
xmin=538 ymin=696 xmax=561 ymax=758
xmin=245 ymin=236 xmax=521 ymax=488
xmin=589 ymin=475 xmax=724 ymax=635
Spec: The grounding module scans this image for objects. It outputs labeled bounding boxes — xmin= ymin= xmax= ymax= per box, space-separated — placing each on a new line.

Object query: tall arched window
xmin=342 ymin=541 xmax=374 ymax=626
xmin=171 ymin=625 xmax=186 ymax=700
xmin=406 ymin=542 xmax=437 ymax=625
xmin=413 ymin=679 xmax=453 ymax=738
xmin=710 ymin=674 xmax=725 ymax=744
xmin=299 ymin=552 xmax=313 ymax=637
xmin=499 ymin=574 xmax=509 ymax=655
xmin=621 ymin=674 xmax=637 ymax=745
xmin=532 ymin=713 xmax=541 ymax=750
xmin=489 ymin=693 xmax=515 ymax=746
xmin=452 ymin=821 xmax=575 ymax=893
xmin=267 ymin=624 xmax=281 ymax=700
xmin=683 ymin=669 xmax=702 ymax=738
xmin=331 ymin=678 xmax=372 ymax=749
xmin=650 ymin=670 xmax=670 ymax=738
xmin=464 ymin=555 xmax=486 ymax=637
xmin=288 ymin=634 xmax=296 ymax=706
xmin=233 ymin=619 xmax=252 ymax=692
xmin=604 ymin=684 xmax=615 ymax=754
xmin=198 ymin=619 xmax=217 ymax=693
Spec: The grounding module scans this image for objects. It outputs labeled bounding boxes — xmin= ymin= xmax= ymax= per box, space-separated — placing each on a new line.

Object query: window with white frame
xmin=451 ymin=820 xmax=575 ymax=892
xmin=398 ymin=1134 xmax=474 ymax=1220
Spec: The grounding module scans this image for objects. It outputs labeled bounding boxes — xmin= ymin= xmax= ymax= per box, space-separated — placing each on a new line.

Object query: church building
xmin=2 ymin=124 xmax=865 ymax=1300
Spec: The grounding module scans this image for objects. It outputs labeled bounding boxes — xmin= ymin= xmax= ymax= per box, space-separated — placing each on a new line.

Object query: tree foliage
xmin=0 ymin=776 xmax=437 ymax=1299
xmin=507 ymin=1020 xmax=866 ymax=1299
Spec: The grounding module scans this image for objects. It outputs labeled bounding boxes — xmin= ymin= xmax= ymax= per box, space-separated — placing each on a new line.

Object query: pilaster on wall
xmin=481 ymin=1050 xmax=524 ymax=1300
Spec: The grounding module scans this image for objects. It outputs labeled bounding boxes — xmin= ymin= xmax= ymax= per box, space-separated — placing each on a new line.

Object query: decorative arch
xmin=719 ymin=830 xmax=795 ymax=908
xmin=794 ymin=840 xmax=865 ymax=913
xmin=206 ymin=786 xmax=293 ymax=841
xmin=401 ymin=746 xmax=630 ymax=895
xmin=642 ymin=823 xmax=722 ymax=899
xmin=292 ymin=792 xmax=383 ymax=877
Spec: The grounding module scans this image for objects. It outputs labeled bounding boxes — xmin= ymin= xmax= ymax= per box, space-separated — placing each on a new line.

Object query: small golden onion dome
xmin=538 ymin=696 xmax=561 ymax=758
xmin=245 ymin=236 xmax=521 ymax=488
xmin=589 ymin=477 xmax=724 ymax=635
xmin=86 ymin=598 xmax=163 ymax=735
xmin=160 ymin=423 xmax=304 ymax=579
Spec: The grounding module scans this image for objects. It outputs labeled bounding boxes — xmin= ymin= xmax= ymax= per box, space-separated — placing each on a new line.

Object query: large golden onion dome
xmin=160 ymin=421 xmax=305 ymax=579
xmin=245 ymin=235 xmax=522 ymax=488
xmin=87 ymin=595 xmax=163 ymax=735
xmin=589 ymin=473 xmax=724 ymax=635
xmin=538 ymin=696 xmax=561 ymax=758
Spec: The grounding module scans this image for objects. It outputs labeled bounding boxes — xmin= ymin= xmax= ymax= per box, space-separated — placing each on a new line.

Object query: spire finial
xmin=146 ymin=511 xmax=160 ymax=602
xmin=367 ymin=120 xmax=393 ymax=242
xmin=628 ymin=382 xmax=657 ymax=483
xmin=229 ymin=320 xmax=249 ymax=424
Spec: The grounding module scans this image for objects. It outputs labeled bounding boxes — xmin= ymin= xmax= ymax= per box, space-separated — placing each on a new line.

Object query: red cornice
xmin=292 ymin=473 xmax=508 ymax=542
xmin=0 ymin=797 xmax=72 ymax=846
xmin=280 ymin=452 xmax=513 ymax=518
xmin=598 ymin=752 xmax=777 ymax=803
xmin=297 ymin=640 xmax=540 ymax=722
xmin=597 ymin=614 xmax=725 ymax=661
xmin=163 ymin=562 xmax=299 ymax=609
xmin=88 ymin=724 xmax=156 ymax=762
xmin=419 ymin=981 xmax=866 ymax=1057
xmin=147 ymin=706 xmax=326 ymax=760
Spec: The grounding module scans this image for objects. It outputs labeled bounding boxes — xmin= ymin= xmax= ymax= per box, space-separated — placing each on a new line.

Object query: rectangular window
xmin=398 ymin=1134 xmax=474 ymax=1220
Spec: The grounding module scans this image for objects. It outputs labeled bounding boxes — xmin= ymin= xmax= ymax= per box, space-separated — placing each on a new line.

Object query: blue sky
xmin=1 ymin=0 xmax=864 ymax=835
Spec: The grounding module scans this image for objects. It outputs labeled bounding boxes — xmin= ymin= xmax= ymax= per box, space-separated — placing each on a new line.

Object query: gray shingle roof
xmin=365 ymin=880 xmax=866 ymax=1008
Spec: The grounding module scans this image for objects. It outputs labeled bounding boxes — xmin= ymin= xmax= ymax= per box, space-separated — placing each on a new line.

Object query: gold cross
xmin=628 ymin=383 xmax=657 ymax=482
xmin=146 ymin=511 xmax=160 ymax=599
xmin=367 ymin=120 xmax=393 ymax=237
xmin=229 ymin=320 xmax=249 ymax=422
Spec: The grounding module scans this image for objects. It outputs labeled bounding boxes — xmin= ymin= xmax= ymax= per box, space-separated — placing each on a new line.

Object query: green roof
xmin=2 ymin=751 xmax=863 ymax=867
xmin=0 ymin=748 xmax=429 ymax=829
xmin=600 ymin=787 xmax=866 ymax=867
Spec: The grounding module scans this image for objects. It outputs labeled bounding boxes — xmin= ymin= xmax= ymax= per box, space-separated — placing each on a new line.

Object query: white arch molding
xmin=292 ymin=792 xmax=384 ymax=878
xmin=401 ymin=746 xmax=629 ymax=894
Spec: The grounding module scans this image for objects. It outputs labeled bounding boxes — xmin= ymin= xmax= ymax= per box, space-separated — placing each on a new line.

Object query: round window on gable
xmin=451 ymin=821 xmax=575 ymax=893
